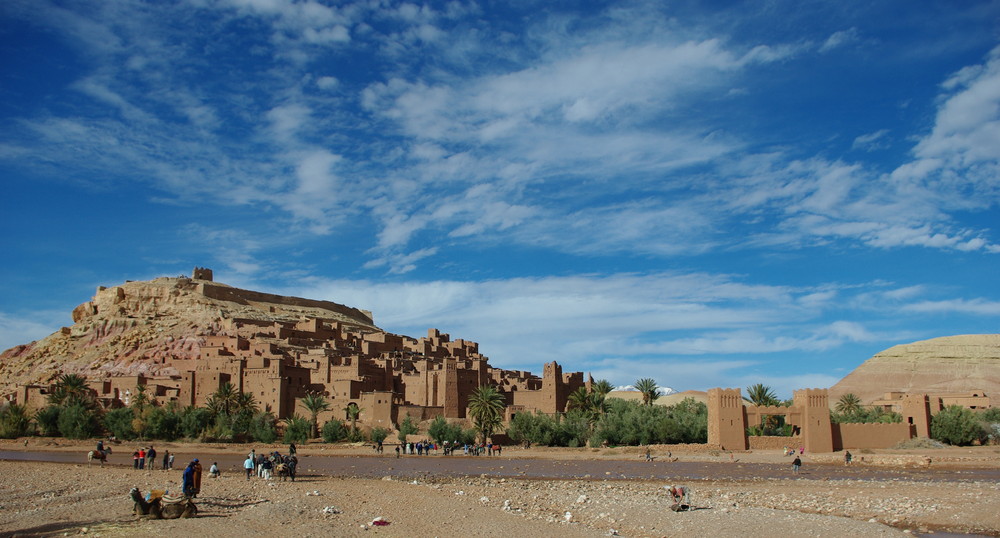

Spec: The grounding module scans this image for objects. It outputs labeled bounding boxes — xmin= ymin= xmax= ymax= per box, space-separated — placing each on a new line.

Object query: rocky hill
xmin=829 ymin=334 xmax=1000 ymax=404
xmin=0 ymin=273 xmax=378 ymax=397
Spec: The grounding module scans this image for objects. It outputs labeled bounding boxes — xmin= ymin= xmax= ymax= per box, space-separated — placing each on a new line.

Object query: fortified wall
xmin=708 ymin=387 xmax=989 ymax=452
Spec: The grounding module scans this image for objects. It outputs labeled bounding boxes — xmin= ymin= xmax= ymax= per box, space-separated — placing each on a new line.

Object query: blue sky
xmin=2 ymin=0 xmax=999 ymax=398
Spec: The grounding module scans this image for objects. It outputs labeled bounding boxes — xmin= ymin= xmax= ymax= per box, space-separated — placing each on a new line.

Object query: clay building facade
xmin=15 ymin=321 xmax=587 ymax=432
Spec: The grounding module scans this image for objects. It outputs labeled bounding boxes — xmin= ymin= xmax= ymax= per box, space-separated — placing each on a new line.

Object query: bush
xmin=250 ymin=412 xmax=278 ymax=443
xmin=35 ymin=406 xmax=61 ymax=436
xmin=427 ymin=416 xmax=467 ymax=445
xmin=931 ymin=406 xmax=987 ymax=446
xmin=370 ymin=427 xmax=389 ymax=444
xmin=322 ymin=419 xmax=348 ymax=443
xmin=397 ymin=415 xmax=418 ymax=443
xmin=283 ymin=415 xmax=311 ymax=444
xmin=103 ymin=407 xmax=136 ymax=440
xmin=146 ymin=407 xmax=181 ymax=441
xmin=58 ymin=403 xmax=100 ymax=439
xmin=0 ymin=403 xmax=32 ymax=439
xmin=179 ymin=407 xmax=214 ymax=438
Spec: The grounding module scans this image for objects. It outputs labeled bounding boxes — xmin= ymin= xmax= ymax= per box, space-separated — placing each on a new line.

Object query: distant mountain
xmin=613 ymin=385 xmax=676 ymax=395
xmin=829 ymin=334 xmax=1000 ymax=404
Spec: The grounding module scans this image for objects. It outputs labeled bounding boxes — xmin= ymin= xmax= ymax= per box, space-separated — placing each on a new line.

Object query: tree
xmin=0 ymin=403 xmax=32 ymax=439
xmin=322 ymin=419 xmax=348 ymax=443
xmin=467 ymin=385 xmax=506 ymax=442
xmin=35 ymin=406 xmax=61 ymax=436
xmin=58 ymin=403 xmax=100 ymax=439
xmin=634 ymin=378 xmax=659 ymax=406
xmin=103 ymin=407 xmax=137 ymax=440
xmin=344 ymin=403 xmax=362 ymax=434
xmin=931 ymin=406 xmax=987 ymax=446
xmin=835 ymin=393 xmax=863 ymax=415
xmin=206 ymin=382 xmax=239 ymax=418
xmin=592 ymin=379 xmax=614 ymax=397
xmin=370 ymin=427 xmax=389 ymax=444
xmin=567 ymin=387 xmax=607 ymax=426
xmin=397 ymin=415 xmax=418 ymax=443
xmin=283 ymin=414 xmax=311 ymax=444
xmin=48 ymin=373 xmax=92 ymax=407
xmin=745 ymin=383 xmax=779 ymax=407
xmin=301 ymin=393 xmax=331 ymax=439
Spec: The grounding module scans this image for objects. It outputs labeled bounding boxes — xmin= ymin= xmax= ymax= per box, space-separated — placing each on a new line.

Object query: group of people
xmin=390 ymin=440 xmax=503 ymax=458
xmin=129 ymin=445 xmax=161 ymax=470
xmin=243 ymin=448 xmax=298 ymax=481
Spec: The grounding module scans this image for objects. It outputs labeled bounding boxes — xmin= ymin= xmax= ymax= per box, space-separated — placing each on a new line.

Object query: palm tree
xmin=208 ymin=382 xmax=239 ymax=417
xmin=567 ymin=387 xmax=607 ymax=426
xmin=301 ymin=393 xmax=331 ymax=438
xmin=745 ymin=383 xmax=779 ymax=407
xmin=236 ymin=391 xmax=259 ymax=415
xmin=592 ymin=379 xmax=614 ymax=397
xmin=835 ymin=393 xmax=863 ymax=415
xmin=130 ymin=384 xmax=150 ymax=413
xmin=467 ymin=385 xmax=506 ymax=442
xmin=48 ymin=373 xmax=91 ymax=406
xmin=344 ymin=403 xmax=361 ymax=433
xmin=634 ymin=378 xmax=659 ymax=406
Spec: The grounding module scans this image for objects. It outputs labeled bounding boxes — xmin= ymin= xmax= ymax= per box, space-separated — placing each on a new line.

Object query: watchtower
xmin=192 ymin=267 xmax=214 ymax=281
xmin=793 ymin=388 xmax=833 ymax=453
xmin=708 ymin=388 xmax=747 ymax=450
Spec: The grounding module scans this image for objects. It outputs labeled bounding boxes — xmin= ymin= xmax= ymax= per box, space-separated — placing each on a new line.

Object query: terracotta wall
xmin=832 ymin=422 xmax=914 ymax=450
xmin=748 ymin=436 xmax=801 ymax=450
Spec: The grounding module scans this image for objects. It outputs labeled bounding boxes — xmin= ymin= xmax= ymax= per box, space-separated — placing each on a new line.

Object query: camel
xmin=130 ymin=487 xmax=197 ymax=519
xmin=87 ymin=447 xmax=112 ymax=466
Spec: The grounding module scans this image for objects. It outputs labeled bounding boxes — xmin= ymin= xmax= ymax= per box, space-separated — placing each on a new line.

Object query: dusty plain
xmin=1 ymin=439 xmax=999 ymax=537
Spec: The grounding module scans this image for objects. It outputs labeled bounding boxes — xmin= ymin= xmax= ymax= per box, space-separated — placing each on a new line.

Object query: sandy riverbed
xmin=2 ymin=439 xmax=998 ymax=537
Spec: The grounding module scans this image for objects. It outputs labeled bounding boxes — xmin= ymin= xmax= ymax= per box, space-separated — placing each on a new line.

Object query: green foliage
xmin=834 ymin=393 xmax=863 ymax=415
xmin=250 ymin=411 xmax=278 ymax=443
xmin=980 ymin=408 xmax=1000 ymax=422
xmin=745 ymin=384 xmax=778 ymax=407
xmin=301 ymin=393 xmax=330 ymax=438
xmin=103 ymin=407 xmax=136 ymax=440
xmin=634 ymin=378 xmax=659 ymax=406
xmin=590 ymin=398 xmax=707 ymax=447
xmin=179 ymin=407 xmax=214 ymax=438
xmin=591 ymin=379 xmax=614 ymax=397
xmin=322 ymin=419 xmax=348 ymax=443
xmin=467 ymin=385 xmax=506 ymax=442
xmin=0 ymin=403 xmax=33 ymax=439
xmin=831 ymin=407 xmax=902 ymax=424
xmin=397 ymin=415 xmax=419 ymax=443
xmin=347 ymin=427 xmax=366 ymax=442
xmin=35 ymin=406 xmax=61 ymax=436
xmin=282 ymin=414 xmax=311 ymax=444
xmin=57 ymin=403 xmax=100 ymax=439
xmin=931 ymin=406 xmax=987 ymax=446
xmin=145 ymin=406 xmax=182 ymax=441
xmin=370 ymin=427 xmax=389 ymax=444
xmin=427 ymin=415 xmax=467 ymax=445
xmin=48 ymin=374 xmax=93 ymax=407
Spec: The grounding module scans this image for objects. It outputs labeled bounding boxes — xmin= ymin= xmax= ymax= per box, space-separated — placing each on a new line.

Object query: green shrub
xmin=322 ymin=419 xmax=348 ymax=443
xmin=931 ymin=406 xmax=987 ymax=446
xmin=370 ymin=427 xmax=389 ymax=444
xmin=145 ymin=407 xmax=181 ymax=441
xmin=397 ymin=415 xmax=418 ymax=443
xmin=103 ymin=407 xmax=136 ymax=440
xmin=250 ymin=412 xmax=278 ymax=443
xmin=0 ymin=403 xmax=32 ymax=439
xmin=35 ymin=406 xmax=61 ymax=436
xmin=179 ymin=407 xmax=214 ymax=438
xmin=283 ymin=415 xmax=310 ymax=444
xmin=58 ymin=403 xmax=100 ymax=439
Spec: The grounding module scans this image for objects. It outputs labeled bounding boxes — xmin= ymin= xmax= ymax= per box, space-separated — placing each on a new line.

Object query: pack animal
xmin=130 ymin=487 xmax=197 ymax=519
xmin=87 ymin=447 xmax=112 ymax=466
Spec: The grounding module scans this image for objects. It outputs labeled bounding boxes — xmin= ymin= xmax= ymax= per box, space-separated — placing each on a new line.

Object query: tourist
xmin=243 ymin=455 xmax=254 ymax=480
xmin=132 ymin=449 xmax=139 ymax=470
xmin=792 ymin=456 xmax=802 ymax=473
xmin=182 ymin=460 xmax=196 ymax=497
xmin=261 ymin=456 xmax=273 ymax=480
xmin=287 ymin=456 xmax=297 ymax=482
xmin=494 ymin=443 xmax=501 ymax=456
xmin=844 ymin=451 xmax=853 ymax=465
xmin=138 ymin=447 xmax=146 ymax=469
xmin=666 ymin=485 xmax=690 ymax=508
xmin=395 ymin=445 xmax=400 ymax=458
xmin=162 ymin=450 xmax=170 ymax=470
xmin=645 ymin=447 xmax=652 ymax=462
xmin=192 ymin=459 xmax=203 ymax=496
xmin=209 ymin=462 xmax=220 ymax=478
xmin=168 ymin=453 xmax=175 ymax=470
xmin=147 ymin=446 xmax=157 ymax=470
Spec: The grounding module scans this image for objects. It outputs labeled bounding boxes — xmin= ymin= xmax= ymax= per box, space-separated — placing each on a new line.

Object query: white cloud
xmin=819 ymin=28 xmax=860 ymax=53
xmin=902 ymin=298 xmax=1000 ymax=315
xmin=851 ymin=129 xmax=890 ymax=151
xmin=0 ymin=311 xmax=68 ymax=354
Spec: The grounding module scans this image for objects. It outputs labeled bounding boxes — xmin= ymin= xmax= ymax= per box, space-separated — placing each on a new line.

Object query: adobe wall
xmin=197 ymin=282 xmax=374 ymax=325
xmin=833 ymin=423 xmax=915 ymax=450
xmin=748 ymin=436 xmax=800 ymax=450
xmin=708 ymin=388 xmax=748 ymax=450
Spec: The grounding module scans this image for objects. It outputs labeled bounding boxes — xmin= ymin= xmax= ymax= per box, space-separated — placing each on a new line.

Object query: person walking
xmin=244 ymin=455 xmax=254 ymax=480
xmin=147 ymin=446 xmax=157 ymax=470
xmin=162 ymin=450 xmax=170 ymax=471
xmin=792 ymin=456 xmax=802 ymax=473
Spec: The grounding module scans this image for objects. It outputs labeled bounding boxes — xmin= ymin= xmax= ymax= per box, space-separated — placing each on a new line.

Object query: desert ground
xmin=1 ymin=439 xmax=998 ymax=537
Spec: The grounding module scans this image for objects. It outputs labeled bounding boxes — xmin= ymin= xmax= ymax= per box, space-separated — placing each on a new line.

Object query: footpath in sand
xmin=1 ymin=440 xmax=998 ymax=537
